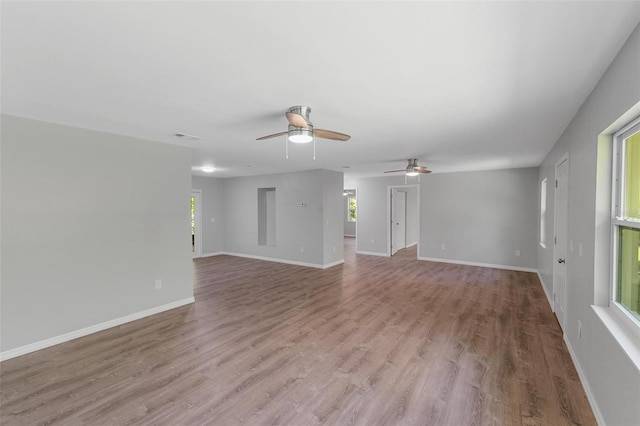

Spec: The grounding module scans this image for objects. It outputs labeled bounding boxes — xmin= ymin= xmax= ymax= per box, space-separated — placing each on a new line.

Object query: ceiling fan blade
xmin=314 ymin=129 xmax=351 ymax=141
xmin=286 ymin=112 xmax=309 ymax=128
xmin=413 ymin=166 xmax=432 ymax=173
xmin=256 ymin=131 xmax=288 ymax=140
xmin=384 ymin=170 xmax=406 ymax=173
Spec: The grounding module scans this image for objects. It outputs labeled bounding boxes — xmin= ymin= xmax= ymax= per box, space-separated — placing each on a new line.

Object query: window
xmin=612 ymin=118 xmax=640 ymax=323
xmin=191 ymin=195 xmax=195 ymax=252
xmin=348 ymin=195 xmax=357 ymax=222
xmin=540 ymin=178 xmax=547 ymax=248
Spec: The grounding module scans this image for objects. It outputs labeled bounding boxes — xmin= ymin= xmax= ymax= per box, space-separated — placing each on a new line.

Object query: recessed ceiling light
xmin=201 ymin=166 xmax=215 ymax=173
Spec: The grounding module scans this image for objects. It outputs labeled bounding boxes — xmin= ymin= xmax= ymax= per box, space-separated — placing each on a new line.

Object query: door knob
xmin=558 ymin=258 xmax=565 ymax=264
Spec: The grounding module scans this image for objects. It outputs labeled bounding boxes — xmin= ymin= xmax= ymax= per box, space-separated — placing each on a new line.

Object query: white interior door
xmin=391 ymin=189 xmax=406 ymax=256
xmin=191 ymin=190 xmax=202 ymax=258
xmin=553 ymin=157 xmax=568 ymax=330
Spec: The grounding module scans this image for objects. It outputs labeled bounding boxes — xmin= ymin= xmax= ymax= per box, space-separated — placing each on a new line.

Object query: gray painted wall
xmin=420 ymin=168 xmax=538 ymax=269
xmin=192 ymin=176 xmax=225 ymax=255
xmin=322 ymin=170 xmax=345 ymax=265
xmin=349 ymin=169 xmax=535 ymax=269
xmin=537 ymin=24 xmax=640 ymax=426
xmin=1 ymin=115 xmax=194 ymax=353
xmin=221 ymin=169 xmax=343 ymax=267
xmin=347 ymin=175 xmax=409 ymax=254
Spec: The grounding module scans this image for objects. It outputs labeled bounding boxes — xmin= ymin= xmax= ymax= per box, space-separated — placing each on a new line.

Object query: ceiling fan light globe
xmin=288 ymin=134 xmax=313 ymax=144
xmin=406 ymin=171 xmax=419 ymax=177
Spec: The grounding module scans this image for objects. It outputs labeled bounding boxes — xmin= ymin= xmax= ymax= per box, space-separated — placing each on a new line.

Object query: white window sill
xmin=592 ymin=305 xmax=640 ymax=371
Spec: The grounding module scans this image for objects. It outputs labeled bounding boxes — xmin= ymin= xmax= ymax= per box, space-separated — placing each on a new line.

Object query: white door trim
xmin=553 ymin=153 xmax=569 ymax=330
xmin=387 ymin=184 xmax=420 ymax=258
xmin=391 ymin=190 xmax=407 ymax=255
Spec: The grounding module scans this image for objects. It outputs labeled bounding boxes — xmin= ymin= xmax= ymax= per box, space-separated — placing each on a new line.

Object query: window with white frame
xmin=612 ymin=117 xmax=640 ymax=324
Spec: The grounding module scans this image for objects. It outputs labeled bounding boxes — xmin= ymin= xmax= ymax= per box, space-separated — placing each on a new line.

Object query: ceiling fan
xmin=256 ymin=106 xmax=350 ymax=143
xmin=384 ymin=159 xmax=432 ymax=176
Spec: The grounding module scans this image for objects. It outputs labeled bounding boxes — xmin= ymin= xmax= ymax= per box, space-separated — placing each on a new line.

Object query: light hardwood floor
xmin=1 ymin=238 xmax=595 ymax=425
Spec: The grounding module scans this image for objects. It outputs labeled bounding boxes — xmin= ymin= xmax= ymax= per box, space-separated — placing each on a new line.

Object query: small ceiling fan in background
xmin=384 ymin=158 xmax=432 ymax=176
xmin=257 ymin=106 xmax=350 ymax=159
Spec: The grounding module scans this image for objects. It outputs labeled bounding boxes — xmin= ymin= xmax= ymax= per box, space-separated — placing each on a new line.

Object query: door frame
xmin=552 ymin=153 xmax=569 ymax=330
xmin=344 ymin=187 xmax=358 ymax=241
xmin=191 ymin=189 xmax=203 ymax=258
xmin=391 ymin=189 xmax=407 ymax=256
xmin=387 ymin=184 xmax=420 ymax=257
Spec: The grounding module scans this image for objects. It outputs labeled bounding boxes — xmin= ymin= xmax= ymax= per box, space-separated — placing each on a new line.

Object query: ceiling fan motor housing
xmin=288 ymin=106 xmax=312 ymax=126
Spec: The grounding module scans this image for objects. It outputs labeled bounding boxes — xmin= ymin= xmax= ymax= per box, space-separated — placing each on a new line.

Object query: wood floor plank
xmin=0 ymin=239 xmax=596 ymax=425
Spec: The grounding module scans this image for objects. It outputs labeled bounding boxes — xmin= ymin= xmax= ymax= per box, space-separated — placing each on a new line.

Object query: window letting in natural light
xmin=540 ymin=178 xmax=547 ymax=248
xmin=191 ymin=195 xmax=195 ymax=252
xmin=612 ymin=118 xmax=640 ymax=323
xmin=348 ymin=195 xmax=357 ymax=222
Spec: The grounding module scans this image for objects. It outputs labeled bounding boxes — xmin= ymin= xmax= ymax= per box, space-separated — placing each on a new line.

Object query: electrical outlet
xmin=332 ymin=246 xmax=336 ymax=253
xmin=155 ymin=279 xmax=162 ymax=290
xmin=441 ymin=244 xmax=446 ymax=251
xmin=515 ymin=249 xmax=521 ymax=257
xmin=370 ymin=239 xmax=374 ymax=245
xmin=300 ymin=246 xmax=304 ymax=253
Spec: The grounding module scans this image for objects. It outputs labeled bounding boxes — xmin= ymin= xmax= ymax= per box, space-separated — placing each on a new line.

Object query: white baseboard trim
xmin=199 ymin=251 xmax=224 ymax=258
xmin=406 ymin=242 xmax=417 ymax=248
xmin=0 ymin=297 xmax=195 ymax=362
xmin=356 ymin=250 xmax=389 ymax=257
xmin=417 ymin=256 xmax=537 ymax=273
xmin=563 ymin=333 xmax=605 ymax=426
xmin=537 ymin=271 xmax=554 ymax=310
xmin=323 ymin=259 xmax=345 ymax=269
xmin=221 ymin=252 xmax=343 ymax=269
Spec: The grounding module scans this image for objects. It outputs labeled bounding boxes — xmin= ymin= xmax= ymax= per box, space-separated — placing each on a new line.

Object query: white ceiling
xmin=2 ymin=1 xmax=639 ymax=179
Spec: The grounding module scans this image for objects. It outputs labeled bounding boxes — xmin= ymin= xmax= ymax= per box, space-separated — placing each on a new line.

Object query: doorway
xmin=387 ymin=185 xmax=419 ymax=257
xmin=391 ymin=189 xmax=407 ymax=255
xmin=191 ymin=190 xmax=202 ymax=258
xmin=553 ymin=154 xmax=569 ymax=330
xmin=344 ymin=188 xmax=357 ymax=238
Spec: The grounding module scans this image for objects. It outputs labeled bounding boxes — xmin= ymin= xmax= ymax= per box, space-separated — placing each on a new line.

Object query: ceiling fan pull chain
xmin=285 ymin=136 xmax=289 ymax=159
